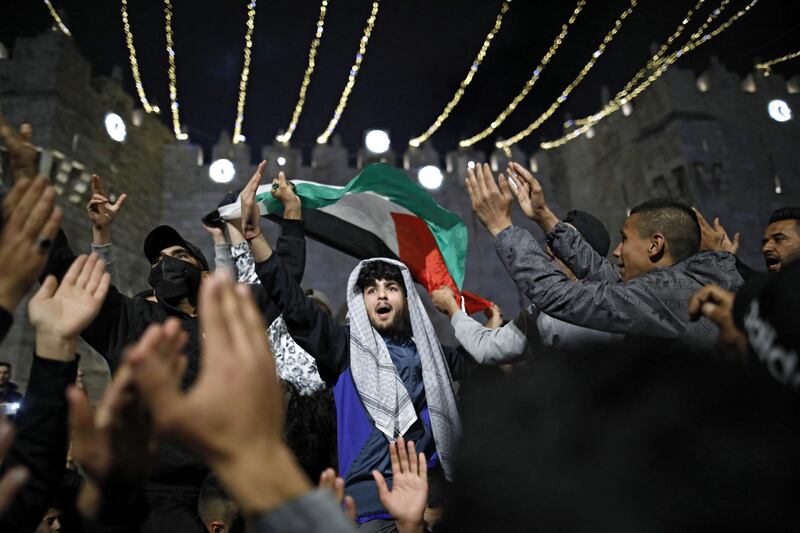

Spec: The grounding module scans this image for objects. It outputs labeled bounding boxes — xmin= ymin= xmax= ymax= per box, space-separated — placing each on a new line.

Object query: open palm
xmin=28 ymin=254 xmax=110 ymax=339
xmin=241 ymin=161 xmax=267 ymax=239
xmin=373 ymin=437 xmax=428 ymax=532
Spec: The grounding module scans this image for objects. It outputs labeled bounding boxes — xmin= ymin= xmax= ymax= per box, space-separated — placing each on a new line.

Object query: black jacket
xmin=0 ymin=306 xmax=12 ymax=343
xmin=0 ymin=382 xmax=23 ymax=405
xmin=0 ymin=355 xmax=77 ymax=532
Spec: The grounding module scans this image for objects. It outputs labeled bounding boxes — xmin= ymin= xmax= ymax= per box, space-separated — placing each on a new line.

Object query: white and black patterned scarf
xmin=346 ymin=258 xmax=461 ymax=480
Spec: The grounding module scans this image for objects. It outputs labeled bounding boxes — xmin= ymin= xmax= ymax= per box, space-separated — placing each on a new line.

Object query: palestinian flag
xmin=209 ymin=163 xmax=491 ymax=314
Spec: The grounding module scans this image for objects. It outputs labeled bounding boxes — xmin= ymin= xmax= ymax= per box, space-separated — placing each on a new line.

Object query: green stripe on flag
xmin=257 ymin=163 xmax=469 ymax=288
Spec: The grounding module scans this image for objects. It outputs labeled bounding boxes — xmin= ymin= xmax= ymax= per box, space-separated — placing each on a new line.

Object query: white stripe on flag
xmin=317 ymin=192 xmax=415 ymax=256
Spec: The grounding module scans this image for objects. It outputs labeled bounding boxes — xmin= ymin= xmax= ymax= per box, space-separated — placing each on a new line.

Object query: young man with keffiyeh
xmin=241 ymin=168 xmax=474 ymax=531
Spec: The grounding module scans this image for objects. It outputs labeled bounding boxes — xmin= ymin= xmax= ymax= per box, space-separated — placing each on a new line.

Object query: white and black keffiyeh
xmin=346 ymin=258 xmax=461 ymax=480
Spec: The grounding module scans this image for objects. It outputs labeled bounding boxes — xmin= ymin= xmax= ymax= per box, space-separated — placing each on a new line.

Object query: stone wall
xmin=2 ymin=33 xmax=800 ymax=393
xmin=0 ymin=33 xmax=173 ymax=397
xmin=538 ymin=58 xmax=800 ymax=269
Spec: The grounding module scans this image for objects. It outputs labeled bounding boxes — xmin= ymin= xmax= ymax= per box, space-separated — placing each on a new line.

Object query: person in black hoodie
xmin=0 ymin=253 xmax=110 ymax=532
xmin=39 ymin=162 xmax=306 ymax=531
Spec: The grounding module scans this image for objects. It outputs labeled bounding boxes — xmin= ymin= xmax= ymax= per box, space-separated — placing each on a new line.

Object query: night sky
xmin=2 ymin=0 xmax=798 ymax=158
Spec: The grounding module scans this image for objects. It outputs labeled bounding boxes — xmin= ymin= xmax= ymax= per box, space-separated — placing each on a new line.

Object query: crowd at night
xmin=1 ymin=0 xmax=799 ymax=531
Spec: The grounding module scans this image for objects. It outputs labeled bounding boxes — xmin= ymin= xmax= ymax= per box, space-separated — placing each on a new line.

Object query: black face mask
xmin=148 ymin=256 xmax=202 ymax=301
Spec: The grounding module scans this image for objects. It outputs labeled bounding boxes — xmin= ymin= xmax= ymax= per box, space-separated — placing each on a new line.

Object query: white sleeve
xmin=451 ymin=310 xmax=527 ymax=365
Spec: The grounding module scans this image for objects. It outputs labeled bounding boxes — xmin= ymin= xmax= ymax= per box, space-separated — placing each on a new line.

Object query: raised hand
xmin=241 ymin=161 xmax=267 ymax=240
xmin=431 ymin=286 xmax=459 ymax=317
xmin=0 ymin=177 xmax=63 ymax=313
xmin=372 ymin=437 xmax=427 ymax=533
xmin=715 ymin=217 xmax=740 ymax=255
xmin=506 ymin=162 xmax=559 ymax=232
xmin=87 ymin=175 xmax=126 ymax=246
xmin=318 ymin=468 xmax=357 ymax=522
xmin=484 ymin=303 xmax=504 ymax=329
xmin=694 ymin=209 xmax=740 ymax=255
xmin=688 ymin=284 xmax=748 ymax=355
xmin=465 ymin=163 xmax=513 ymax=237
xmin=0 ymin=115 xmax=37 ymax=181
xmin=271 ymin=171 xmax=301 ymax=221
xmin=67 ymin=363 xmax=157 ymax=519
xmin=202 ymin=223 xmax=227 ymax=246
xmin=87 ymin=175 xmax=126 ymax=231
xmin=28 ymin=254 xmax=110 ymax=345
xmin=128 ymin=272 xmax=310 ymax=514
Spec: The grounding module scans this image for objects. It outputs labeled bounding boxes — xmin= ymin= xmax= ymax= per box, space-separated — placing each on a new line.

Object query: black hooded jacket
xmin=40 ymin=221 xmax=306 ymax=489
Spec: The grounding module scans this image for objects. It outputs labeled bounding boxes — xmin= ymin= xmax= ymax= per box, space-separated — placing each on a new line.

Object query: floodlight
xmin=365 ymin=129 xmax=390 ymax=154
xmin=209 ymin=159 xmax=235 ymax=183
xmin=768 ymin=99 xmax=792 ymax=123
xmin=104 ymin=112 xmax=127 ymax=142
xmin=418 ymin=165 xmax=444 ymax=190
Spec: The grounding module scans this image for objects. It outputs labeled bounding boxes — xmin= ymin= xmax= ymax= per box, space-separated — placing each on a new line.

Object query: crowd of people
xmin=0 ymin=115 xmax=799 ymax=532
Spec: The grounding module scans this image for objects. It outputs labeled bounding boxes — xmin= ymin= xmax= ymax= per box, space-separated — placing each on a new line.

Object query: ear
xmin=649 ymin=233 xmax=667 ymax=262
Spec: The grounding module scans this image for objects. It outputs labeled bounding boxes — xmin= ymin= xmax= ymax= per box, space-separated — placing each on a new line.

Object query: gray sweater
xmin=495 ymin=224 xmax=744 ymax=351
xmin=451 ymin=306 xmax=621 ymax=365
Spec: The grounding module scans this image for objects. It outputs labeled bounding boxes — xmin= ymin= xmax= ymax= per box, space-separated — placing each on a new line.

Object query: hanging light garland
xmin=232 ymin=0 xmax=258 ymax=144
xmin=541 ymin=0 xmax=760 ymax=150
xmin=316 ymin=1 xmax=380 ymax=145
xmin=571 ymin=0 xmax=716 ymax=127
xmin=164 ymin=0 xmax=188 ymax=140
xmin=44 ymin=0 xmax=72 ymax=37
xmin=495 ymin=0 xmax=639 ymax=153
xmin=458 ymin=0 xmax=587 ymax=149
xmin=276 ymin=0 xmax=329 ymax=146
xmin=756 ymin=50 xmax=800 ymax=76
xmin=408 ymin=0 xmax=512 ymax=148
xmin=121 ymin=0 xmax=160 ymax=114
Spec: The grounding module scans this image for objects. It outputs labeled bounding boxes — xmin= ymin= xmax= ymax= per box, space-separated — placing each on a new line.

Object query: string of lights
xmin=541 ymin=0 xmax=760 ymax=150
xmin=756 ymin=49 xmax=800 ymax=76
xmin=457 ymin=0 xmax=587 ymax=149
xmin=44 ymin=0 xmax=72 ymax=37
xmin=572 ymin=0 xmax=717 ymax=127
xmin=276 ymin=0 xmax=329 ymax=146
xmin=496 ymin=0 xmax=639 ymax=152
xmin=316 ymin=1 xmax=380 ymax=145
xmin=232 ymin=0 xmax=258 ymax=144
xmin=164 ymin=0 xmax=188 ymax=140
xmin=408 ymin=0 xmax=513 ymax=148
xmin=121 ymin=0 xmax=160 ymax=114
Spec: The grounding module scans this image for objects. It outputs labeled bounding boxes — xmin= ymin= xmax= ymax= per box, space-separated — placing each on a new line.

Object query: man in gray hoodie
xmin=466 ymin=161 xmax=743 ymax=352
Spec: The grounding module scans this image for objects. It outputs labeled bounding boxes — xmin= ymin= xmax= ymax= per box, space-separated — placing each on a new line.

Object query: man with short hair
xmin=198 ymin=474 xmax=240 ymax=533
xmin=34 ymin=507 xmax=62 ymax=533
xmin=0 ymin=361 xmax=23 ymax=406
xmin=762 ymin=207 xmax=800 ymax=272
xmin=467 ymin=162 xmax=743 ymax=351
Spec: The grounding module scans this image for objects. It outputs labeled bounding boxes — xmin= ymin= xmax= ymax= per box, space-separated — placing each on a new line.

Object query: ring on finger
xmin=36 ymin=235 xmax=53 ymax=255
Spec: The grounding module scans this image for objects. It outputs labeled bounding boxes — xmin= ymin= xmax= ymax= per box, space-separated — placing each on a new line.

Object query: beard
xmin=372 ymin=309 xmax=411 ymax=337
